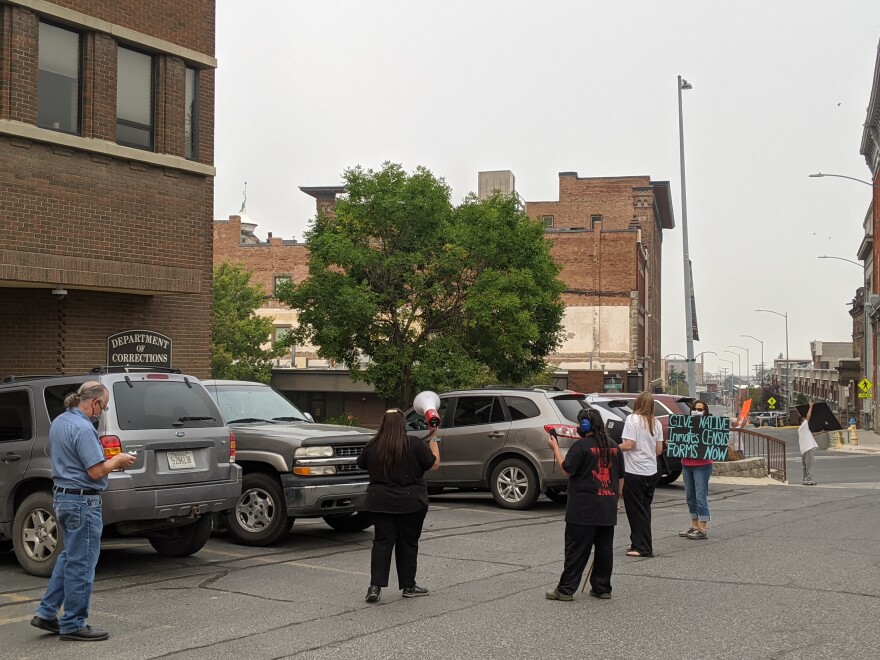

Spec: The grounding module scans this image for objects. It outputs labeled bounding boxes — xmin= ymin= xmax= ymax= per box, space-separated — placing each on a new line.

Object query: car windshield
xmin=112 ymin=381 xmax=222 ymax=430
xmin=676 ymin=400 xmax=693 ymax=414
xmin=550 ymin=395 xmax=588 ymax=423
xmin=589 ymin=399 xmax=628 ymax=420
xmin=207 ymin=385 xmax=308 ymax=424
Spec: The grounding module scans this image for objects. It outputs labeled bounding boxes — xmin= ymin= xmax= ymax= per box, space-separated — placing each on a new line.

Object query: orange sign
xmin=736 ymin=398 xmax=752 ymax=428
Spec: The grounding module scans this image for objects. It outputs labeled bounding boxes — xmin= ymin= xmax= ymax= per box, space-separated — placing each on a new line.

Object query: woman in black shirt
xmin=356 ymin=408 xmax=440 ymax=603
xmin=546 ymin=407 xmax=625 ymax=601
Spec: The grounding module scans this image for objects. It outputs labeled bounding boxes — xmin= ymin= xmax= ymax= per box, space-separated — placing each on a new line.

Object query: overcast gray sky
xmin=214 ymin=1 xmax=880 ymax=378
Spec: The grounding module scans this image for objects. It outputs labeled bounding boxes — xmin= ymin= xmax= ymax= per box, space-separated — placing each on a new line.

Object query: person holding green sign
xmin=679 ymin=401 xmax=713 ymax=540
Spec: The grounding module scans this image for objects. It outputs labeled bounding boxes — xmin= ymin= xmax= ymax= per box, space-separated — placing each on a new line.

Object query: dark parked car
xmin=204 ymin=380 xmax=375 ymax=546
xmin=404 ymin=386 xmax=607 ymax=509
xmin=0 ymin=370 xmax=241 ymax=576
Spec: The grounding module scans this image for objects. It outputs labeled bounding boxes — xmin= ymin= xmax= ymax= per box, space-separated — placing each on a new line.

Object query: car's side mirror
xmin=303 ymin=412 xmax=315 ymax=423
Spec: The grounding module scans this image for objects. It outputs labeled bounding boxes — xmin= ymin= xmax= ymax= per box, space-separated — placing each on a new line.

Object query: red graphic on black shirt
xmin=590 ymin=447 xmax=618 ymax=496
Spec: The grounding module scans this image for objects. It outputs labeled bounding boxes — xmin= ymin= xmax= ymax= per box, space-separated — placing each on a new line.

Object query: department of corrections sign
xmin=107 ymin=330 xmax=172 ymax=368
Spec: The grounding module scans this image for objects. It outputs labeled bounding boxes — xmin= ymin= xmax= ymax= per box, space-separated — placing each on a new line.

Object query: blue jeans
xmin=683 ymin=464 xmax=712 ymax=522
xmin=35 ymin=493 xmax=103 ymax=634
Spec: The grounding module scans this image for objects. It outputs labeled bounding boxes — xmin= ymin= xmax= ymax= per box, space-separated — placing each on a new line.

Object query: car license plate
xmin=167 ymin=450 xmax=196 ymax=470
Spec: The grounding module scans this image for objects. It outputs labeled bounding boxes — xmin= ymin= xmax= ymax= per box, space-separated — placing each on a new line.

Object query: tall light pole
xmin=810 ymin=173 xmax=880 ymax=429
xmin=818 ymin=254 xmax=866 ymax=427
xmin=741 ymin=334 xmax=764 ymax=385
xmin=719 ymin=358 xmax=734 ymax=407
xmin=756 ymin=309 xmax=790 ymax=409
xmin=729 ymin=344 xmax=750 ymax=391
xmin=723 ymin=350 xmax=742 ymax=412
xmin=678 ymin=75 xmax=696 ymax=398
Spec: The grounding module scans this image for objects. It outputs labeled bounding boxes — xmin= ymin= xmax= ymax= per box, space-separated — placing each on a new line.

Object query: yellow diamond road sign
xmin=767 ymin=397 xmax=777 ymax=408
xmin=858 ymin=378 xmax=873 ymax=399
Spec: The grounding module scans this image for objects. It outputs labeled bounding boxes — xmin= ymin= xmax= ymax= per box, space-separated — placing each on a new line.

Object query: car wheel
xmin=13 ymin=491 xmax=62 ymax=577
xmin=489 ymin=458 xmax=539 ymax=510
xmin=224 ymin=472 xmax=289 ymax=547
xmin=322 ymin=512 xmax=373 ymax=532
xmin=148 ymin=515 xmax=213 ymax=557
xmin=544 ymin=487 xmax=568 ymax=503
xmin=658 ymin=470 xmax=682 ymax=486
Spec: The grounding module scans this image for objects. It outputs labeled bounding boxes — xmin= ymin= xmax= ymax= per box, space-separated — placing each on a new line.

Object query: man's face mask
xmin=691 ymin=409 xmax=704 ymax=416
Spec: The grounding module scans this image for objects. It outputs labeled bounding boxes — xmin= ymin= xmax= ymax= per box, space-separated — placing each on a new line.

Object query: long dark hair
xmin=692 ymin=401 xmax=710 ymax=416
xmin=365 ymin=409 xmax=407 ymax=479
xmin=578 ymin=408 xmax=613 ymax=454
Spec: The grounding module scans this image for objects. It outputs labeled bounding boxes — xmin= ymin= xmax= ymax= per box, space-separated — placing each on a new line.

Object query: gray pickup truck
xmin=203 ymin=380 xmax=375 ymax=546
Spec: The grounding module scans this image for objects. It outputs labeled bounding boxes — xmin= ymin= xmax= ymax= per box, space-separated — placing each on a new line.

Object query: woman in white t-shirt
xmin=620 ymin=392 xmax=664 ymax=557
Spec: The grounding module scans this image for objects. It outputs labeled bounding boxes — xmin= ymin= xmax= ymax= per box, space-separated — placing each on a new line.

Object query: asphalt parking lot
xmin=2 ymin=481 xmax=880 ymax=660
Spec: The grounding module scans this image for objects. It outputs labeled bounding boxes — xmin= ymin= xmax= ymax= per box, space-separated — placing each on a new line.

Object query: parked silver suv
xmin=0 ymin=370 xmax=242 ymax=576
xmin=405 ymin=387 xmax=599 ymax=510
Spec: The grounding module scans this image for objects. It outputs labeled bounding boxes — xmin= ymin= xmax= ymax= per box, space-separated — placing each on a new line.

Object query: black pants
xmin=624 ymin=472 xmax=657 ymax=556
xmin=369 ymin=509 xmax=428 ymax=589
xmin=557 ymin=523 xmax=614 ymax=596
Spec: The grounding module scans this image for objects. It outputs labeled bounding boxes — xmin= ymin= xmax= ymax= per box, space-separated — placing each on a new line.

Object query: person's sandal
xmin=679 ymin=528 xmax=698 ymax=537
xmin=687 ymin=529 xmax=708 ymax=540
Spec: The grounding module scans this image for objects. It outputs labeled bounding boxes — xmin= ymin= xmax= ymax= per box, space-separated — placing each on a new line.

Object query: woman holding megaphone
xmin=357 ymin=406 xmax=440 ymax=603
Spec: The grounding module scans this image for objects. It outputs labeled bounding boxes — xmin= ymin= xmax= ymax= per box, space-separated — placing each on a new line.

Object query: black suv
xmin=0 ymin=371 xmax=242 ymax=576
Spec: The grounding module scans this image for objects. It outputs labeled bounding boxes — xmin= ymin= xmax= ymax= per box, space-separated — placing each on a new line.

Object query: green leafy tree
xmin=212 ymin=262 xmax=289 ymax=383
xmin=281 ymin=162 xmax=566 ymax=406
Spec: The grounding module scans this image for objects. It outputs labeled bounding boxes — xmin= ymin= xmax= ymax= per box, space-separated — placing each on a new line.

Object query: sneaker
xmin=402 ymin=585 xmax=429 ymax=598
xmin=589 ymin=590 xmax=612 ymax=600
xmin=30 ymin=615 xmax=60 ymax=634
xmin=803 ymin=481 xmax=818 ymax=486
xmin=679 ymin=528 xmax=698 ymax=538
xmin=365 ymin=585 xmax=381 ymax=603
xmin=545 ymin=589 xmax=574 ymax=601
xmin=59 ymin=625 xmax=110 ymax=642
xmin=686 ymin=529 xmax=708 ymax=540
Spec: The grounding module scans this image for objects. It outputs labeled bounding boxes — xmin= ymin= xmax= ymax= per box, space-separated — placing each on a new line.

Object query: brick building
xmin=524 ymin=172 xmax=674 ymax=390
xmin=0 ymin=0 xmax=216 ymax=376
xmin=860 ymin=38 xmax=880 ymax=430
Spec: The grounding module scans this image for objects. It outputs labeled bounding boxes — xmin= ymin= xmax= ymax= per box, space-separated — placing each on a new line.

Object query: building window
xmin=184 ymin=66 xmax=198 ymax=160
xmin=116 ymin=46 xmax=153 ymax=149
xmin=38 ymin=23 xmax=80 ymax=134
xmin=542 ymin=215 xmax=554 ymax=228
xmin=274 ymin=275 xmax=291 ymax=296
xmin=590 ymin=214 xmax=603 ymax=228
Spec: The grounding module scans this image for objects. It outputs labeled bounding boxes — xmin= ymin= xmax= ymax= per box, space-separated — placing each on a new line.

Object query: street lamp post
xmin=678 ymin=75 xmax=696 ymax=398
xmin=741 ymin=335 xmax=764 ymax=386
xmin=729 ymin=344 xmax=750 ymax=393
xmin=756 ymin=309 xmax=790 ymax=409
xmin=719 ymin=359 xmax=734 ymax=408
xmin=818 ymin=254 xmax=867 ymax=428
xmin=723 ymin=350 xmax=742 ymax=412
xmin=810 ymin=173 xmax=880 ymax=429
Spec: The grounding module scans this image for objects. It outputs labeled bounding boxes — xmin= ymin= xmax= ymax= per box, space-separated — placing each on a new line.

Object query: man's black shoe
xmin=402 ymin=585 xmax=429 ymax=598
xmin=60 ymin=625 xmax=110 ymax=642
xmin=30 ymin=615 xmax=60 ymax=634
xmin=365 ymin=585 xmax=381 ymax=603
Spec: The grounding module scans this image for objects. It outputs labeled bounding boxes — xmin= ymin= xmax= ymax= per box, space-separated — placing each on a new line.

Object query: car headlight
xmin=294 ymin=446 xmax=334 ymax=458
xmin=293 ymin=465 xmax=337 ymax=476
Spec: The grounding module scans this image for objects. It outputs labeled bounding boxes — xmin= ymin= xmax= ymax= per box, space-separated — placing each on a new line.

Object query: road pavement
xmin=2 ymin=474 xmax=880 ymax=660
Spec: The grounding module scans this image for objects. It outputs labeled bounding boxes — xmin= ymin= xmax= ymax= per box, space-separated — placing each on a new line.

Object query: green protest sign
xmin=668 ymin=415 xmax=730 ymax=461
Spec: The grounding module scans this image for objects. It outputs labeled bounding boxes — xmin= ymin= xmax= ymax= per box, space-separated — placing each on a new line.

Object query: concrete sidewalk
xmin=829 ymin=427 xmax=880 ymax=454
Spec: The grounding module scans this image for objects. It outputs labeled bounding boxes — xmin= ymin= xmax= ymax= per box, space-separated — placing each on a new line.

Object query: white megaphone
xmin=413 ymin=390 xmax=441 ymax=429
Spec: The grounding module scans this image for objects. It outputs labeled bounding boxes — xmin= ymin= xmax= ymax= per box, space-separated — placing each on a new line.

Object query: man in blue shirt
xmin=31 ymin=381 xmax=135 ymax=642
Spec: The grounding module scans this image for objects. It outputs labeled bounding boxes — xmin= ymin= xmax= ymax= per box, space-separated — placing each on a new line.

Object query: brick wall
xmin=214 ymin=216 xmax=310 ymax=302
xmin=0 ymin=1 xmax=215 ymax=377
xmin=52 ymin=0 xmax=215 ymax=55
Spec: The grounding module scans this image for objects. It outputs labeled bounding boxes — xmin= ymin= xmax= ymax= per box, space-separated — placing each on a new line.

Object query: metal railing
xmin=730 ymin=428 xmax=787 ymax=483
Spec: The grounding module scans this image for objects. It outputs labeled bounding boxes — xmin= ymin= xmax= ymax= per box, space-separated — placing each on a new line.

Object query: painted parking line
xmin=0 ymin=614 xmax=32 ymax=628
xmin=0 ymin=593 xmax=32 ymax=604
